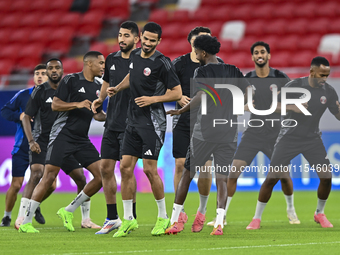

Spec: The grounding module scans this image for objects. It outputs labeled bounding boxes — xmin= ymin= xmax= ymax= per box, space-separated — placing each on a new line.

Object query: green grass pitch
xmin=1 ymin=190 xmax=340 ymax=255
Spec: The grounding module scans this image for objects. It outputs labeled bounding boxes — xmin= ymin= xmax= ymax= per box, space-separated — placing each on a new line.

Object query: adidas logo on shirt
xmin=78 ymin=87 xmax=85 ymax=93
xmin=45 ymin=97 xmax=53 ymax=103
xmin=144 ymin=149 xmax=153 ymax=156
xmin=110 ymin=64 xmax=115 ymax=70
xmin=129 ymin=63 xmax=133 ymax=69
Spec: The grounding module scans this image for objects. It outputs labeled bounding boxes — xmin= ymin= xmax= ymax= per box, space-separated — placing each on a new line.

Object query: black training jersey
xmin=103 ymin=51 xmax=131 ymax=132
xmin=244 ymin=68 xmax=290 ymax=140
xmin=127 ymin=48 xmax=180 ymax=131
xmin=49 ymin=72 xmax=102 ymax=143
xmin=192 ymin=63 xmax=249 ymax=143
xmin=25 ymin=82 xmax=58 ymax=143
xmin=172 ymin=53 xmax=224 ymax=130
xmin=277 ymin=77 xmax=339 ymax=141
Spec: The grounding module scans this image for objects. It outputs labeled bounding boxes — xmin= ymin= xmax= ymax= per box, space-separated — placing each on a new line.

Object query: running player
xmin=91 ymin=21 xmax=140 ymax=234
xmin=172 ymin=27 xmax=218 ymax=231
xmin=0 ymin=64 xmax=48 ymax=227
xmin=208 ymin=41 xmax=299 ymax=227
xmin=247 ymin=56 xmax=340 ymax=229
xmin=106 ymin=22 xmax=182 ymax=237
xmin=20 ymin=58 xmax=100 ymax=230
xmin=19 ymin=51 xmax=106 ymax=233
xmin=165 ymin=35 xmax=249 ymax=235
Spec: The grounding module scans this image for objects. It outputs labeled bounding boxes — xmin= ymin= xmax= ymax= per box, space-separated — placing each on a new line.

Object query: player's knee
xmin=11 ymin=180 xmax=23 ymax=192
xmin=264 ymin=178 xmax=279 ymax=187
xmin=320 ymin=178 xmax=332 ymax=187
xmin=31 ymin=170 xmax=44 ymax=182
xmin=143 ymin=168 xmax=157 ymax=179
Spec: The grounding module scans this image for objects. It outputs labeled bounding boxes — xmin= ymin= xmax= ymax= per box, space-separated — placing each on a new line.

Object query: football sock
xmin=224 ymin=196 xmax=232 ymax=216
xmin=316 ymin=198 xmax=327 ymax=214
xmin=254 ymin=201 xmax=267 ymax=220
xmin=123 ymin=199 xmax=133 ymax=220
xmin=18 ymin=198 xmax=29 ymax=218
xmin=197 ymin=194 xmax=209 ymax=215
xmin=65 ymin=191 xmax=90 ymax=213
xmin=170 ymin=203 xmax=182 ymax=225
xmin=107 ymin=204 xmax=118 ymax=220
xmin=133 ymin=202 xmax=137 ymax=219
xmin=215 ymin=208 xmax=225 ymax=228
xmin=80 ymin=200 xmax=91 ymax=220
xmin=22 ymin=200 xmax=40 ymax=224
xmin=284 ymin=194 xmax=295 ymax=211
xmin=156 ymin=198 xmax=168 ymax=219
xmin=4 ymin=211 xmax=11 ymax=218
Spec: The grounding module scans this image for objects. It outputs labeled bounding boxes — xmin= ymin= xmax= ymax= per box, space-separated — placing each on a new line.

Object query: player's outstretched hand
xmin=29 ymin=141 xmax=41 ymax=154
xmin=77 ymin=99 xmax=92 ymax=111
xmin=135 ymin=96 xmax=155 ymax=107
xmin=177 ymin=95 xmax=190 ymax=107
xmin=107 ymin=87 xmax=118 ymax=97
xmin=166 ymin=109 xmax=181 ymax=116
xmin=91 ymin=98 xmax=103 ymax=114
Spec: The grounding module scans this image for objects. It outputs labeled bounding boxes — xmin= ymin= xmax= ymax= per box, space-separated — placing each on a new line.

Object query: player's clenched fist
xmin=77 ymin=99 xmax=92 ymax=111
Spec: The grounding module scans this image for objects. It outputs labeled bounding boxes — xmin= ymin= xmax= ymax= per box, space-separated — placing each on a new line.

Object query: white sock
xmin=316 ymin=198 xmax=327 ymax=214
xmin=224 ymin=196 xmax=232 ymax=216
xmin=284 ymin=194 xmax=295 ymax=211
xmin=18 ymin=198 xmax=30 ymax=218
xmin=22 ymin=200 xmax=40 ymax=224
xmin=197 ymin=194 xmax=209 ymax=215
xmin=254 ymin=201 xmax=267 ymax=220
xmin=170 ymin=203 xmax=182 ymax=224
xmin=81 ymin=200 xmax=91 ymax=220
xmin=4 ymin=211 xmax=11 ymax=218
xmin=214 ymin=208 xmax=225 ymax=228
xmin=65 ymin=191 xmax=90 ymax=213
xmin=156 ymin=198 xmax=168 ymax=219
xmin=123 ymin=199 xmax=134 ymax=220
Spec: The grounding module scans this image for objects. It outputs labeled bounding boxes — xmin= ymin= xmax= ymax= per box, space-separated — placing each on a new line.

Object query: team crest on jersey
xmin=143 ymin=67 xmax=151 ymax=76
xmin=96 ymin=90 xmax=100 ymax=97
xmin=320 ymin=96 xmax=327 ymax=104
xmin=269 ymin=84 xmax=277 ymax=91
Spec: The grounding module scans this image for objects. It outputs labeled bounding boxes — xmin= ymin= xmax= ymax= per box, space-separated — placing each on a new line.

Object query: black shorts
xmin=184 ymin=137 xmax=237 ymax=176
xmin=121 ymin=125 xmax=165 ymax=160
xmin=233 ymin=132 xmax=276 ymax=165
xmin=270 ymin=137 xmax=330 ymax=176
xmin=172 ymin=127 xmax=190 ymax=158
xmin=46 ymin=138 xmax=100 ymax=169
xmin=12 ymin=149 xmax=29 ymax=177
xmin=101 ymin=129 xmax=125 ymax=161
xmin=30 ymin=141 xmax=81 ymax=174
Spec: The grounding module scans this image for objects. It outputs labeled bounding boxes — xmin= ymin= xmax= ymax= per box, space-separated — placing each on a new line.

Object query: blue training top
xmin=1 ymin=87 xmax=34 ymax=155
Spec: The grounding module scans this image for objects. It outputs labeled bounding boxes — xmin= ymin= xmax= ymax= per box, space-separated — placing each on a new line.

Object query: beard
xmin=142 ymin=44 xmax=156 ymax=54
xmin=48 ymin=75 xmax=62 ymax=84
xmin=120 ymin=42 xmax=134 ymax=53
xmin=255 ymin=58 xmax=268 ymax=68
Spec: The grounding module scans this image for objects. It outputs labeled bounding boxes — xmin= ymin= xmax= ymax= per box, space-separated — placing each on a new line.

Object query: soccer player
xmin=19 ymin=51 xmax=106 ymax=233
xmin=172 ymin=27 xmax=218 ymax=231
xmin=91 ymin=21 xmax=140 ymax=234
xmin=20 ymin=58 xmax=100 ymax=230
xmin=106 ymin=22 xmax=182 ymax=237
xmin=247 ymin=56 xmax=340 ymax=229
xmin=208 ymin=41 xmax=299 ymax=227
xmin=165 ymin=35 xmax=249 ymax=235
xmin=0 ymin=64 xmax=48 ymax=227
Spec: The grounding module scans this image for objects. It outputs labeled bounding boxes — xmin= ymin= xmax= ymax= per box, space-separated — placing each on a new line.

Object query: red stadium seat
xmin=170 ymin=40 xmax=191 ymax=55
xmin=272 ymin=3 xmax=295 ymax=19
xmin=270 ymin=51 xmax=291 ymax=68
xmin=297 ymin=34 xmax=321 ymax=51
xmin=89 ymin=0 xmax=108 ymax=11
xmin=77 ymin=24 xmax=101 ymax=38
xmin=261 ymin=35 xmax=279 ymax=52
xmin=206 ymin=21 xmax=223 ymax=37
xmin=306 ymin=18 xmax=330 ymax=35
xmin=80 ymin=11 xmax=104 ymax=27
xmin=62 ymin=58 xmax=82 ymax=74
xmin=9 ymin=0 xmax=30 ymax=13
xmin=329 ymin=18 xmax=340 ymax=33
xmin=106 ymin=0 xmax=130 ymax=20
xmin=0 ymin=44 xmax=22 ymax=62
xmin=48 ymin=0 xmax=72 ymax=12
xmin=48 ymin=42 xmax=72 ymax=55
xmin=90 ymin=42 xmax=111 ymax=57
xmin=210 ymin=6 xmax=231 ymax=23
xmin=286 ymin=19 xmax=308 ymax=35
xmin=228 ymin=5 xmax=254 ymax=21
xmin=49 ymin=27 xmax=74 ymax=48
xmin=263 ymin=19 xmax=286 ymax=35
xmin=40 ymin=12 xmax=64 ymax=29
xmin=0 ymin=14 xmax=22 ymax=28
xmin=59 ymin=13 xmax=81 ymax=29
xmin=276 ymin=35 xmax=299 ymax=52
xmin=225 ymin=52 xmax=249 ymax=69
xmin=19 ymin=14 xmax=41 ymax=28
xmin=219 ymin=39 xmax=234 ymax=54
xmin=17 ymin=43 xmax=44 ymax=60
xmin=29 ymin=28 xmax=51 ymax=45
xmin=289 ymin=51 xmax=314 ymax=67
xmin=162 ymin=23 xmax=182 ymax=39
xmin=156 ymin=39 xmax=174 ymax=56
xmin=317 ymin=1 xmax=338 ymax=18
xmin=249 ymin=3 xmax=275 ymax=20
xmin=149 ymin=9 xmax=169 ymax=25
xmin=17 ymin=57 xmax=42 ymax=69
xmin=8 ymin=29 xmax=32 ymax=44
xmin=0 ymin=29 xmax=11 ymax=45
xmin=0 ymin=60 xmax=15 ymax=75
xmin=245 ymin=20 xmax=266 ymax=36
xmin=0 ymin=1 xmax=11 ymax=14
xmin=29 ymin=0 xmax=49 ymax=12
xmin=293 ymin=2 xmax=316 ymax=18
xmin=190 ymin=7 xmax=213 ymax=23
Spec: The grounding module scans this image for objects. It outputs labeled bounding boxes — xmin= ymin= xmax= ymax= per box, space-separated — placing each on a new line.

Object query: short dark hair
xmin=250 ymin=41 xmax=270 ymax=54
xmin=187 ymin=26 xmax=211 ymax=44
xmin=46 ymin=58 xmax=62 ymax=66
xmin=311 ymin=56 xmax=330 ymax=67
xmin=142 ymin=22 xmax=162 ymax=39
xmin=34 ymin=64 xmax=46 ymax=72
xmin=193 ymin=35 xmax=220 ymax=55
xmin=83 ymin=51 xmax=103 ymax=61
xmin=120 ymin=21 xmax=139 ymax=36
